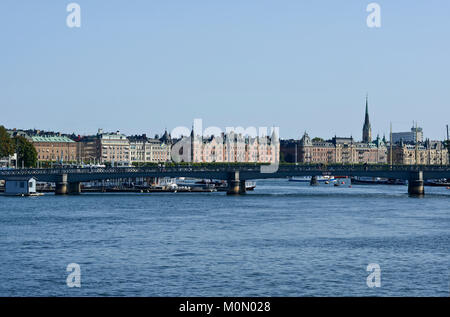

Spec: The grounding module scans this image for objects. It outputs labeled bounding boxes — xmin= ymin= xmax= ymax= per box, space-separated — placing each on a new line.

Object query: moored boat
xmin=288 ymin=175 xmax=335 ymax=183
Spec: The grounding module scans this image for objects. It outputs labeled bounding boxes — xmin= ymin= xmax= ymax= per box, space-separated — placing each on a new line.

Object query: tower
xmin=362 ymin=94 xmax=372 ymax=143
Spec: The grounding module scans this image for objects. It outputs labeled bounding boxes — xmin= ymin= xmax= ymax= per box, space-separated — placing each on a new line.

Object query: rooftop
xmin=31 ymin=136 xmax=75 ymax=143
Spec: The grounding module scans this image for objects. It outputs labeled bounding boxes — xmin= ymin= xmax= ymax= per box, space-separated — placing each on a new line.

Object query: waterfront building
xmin=128 ymin=134 xmax=148 ymax=162
xmin=392 ymin=125 xmax=424 ymax=144
xmin=388 ymin=139 xmax=448 ymax=165
xmin=0 ymin=153 xmax=17 ymax=168
xmin=32 ymin=135 xmax=77 ymax=162
xmin=98 ymin=129 xmax=130 ymax=165
xmin=280 ymin=133 xmax=387 ymax=164
xmin=201 ymin=135 xmax=224 ymax=163
xmin=281 ymin=97 xmax=387 ymax=165
xmin=73 ymin=135 xmax=101 ymax=163
xmin=148 ymin=137 xmax=172 ymax=162
xmin=188 ymin=130 xmax=279 ymax=163
xmin=128 ymin=134 xmax=172 ymax=163
xmin=4 ymin=177 xmax=37 ymax=196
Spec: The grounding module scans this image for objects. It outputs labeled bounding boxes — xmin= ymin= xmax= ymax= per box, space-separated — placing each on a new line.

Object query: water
xmin=0 ymin=179 xmax=449 ymax=296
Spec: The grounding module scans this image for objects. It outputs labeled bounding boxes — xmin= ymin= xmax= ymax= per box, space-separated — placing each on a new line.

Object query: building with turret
xmin=186 ymin=129 xmax=279 ymax=163
xmin=128 ymin=132 xmax=172 ymax=163
xmin=387 ymin=139 xmax=448 ymax=165
xmin=280 ymin=132 xmax=387 ymax=164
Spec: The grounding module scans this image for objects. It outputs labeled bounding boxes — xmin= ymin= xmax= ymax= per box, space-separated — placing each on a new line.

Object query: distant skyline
xmin=1 ymin=1 xmax=449 ymax=140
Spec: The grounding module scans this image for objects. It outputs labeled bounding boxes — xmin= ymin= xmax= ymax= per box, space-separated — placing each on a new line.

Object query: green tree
xmin=0 ymin=125 xmax=15 ymax=158
xmin=312 ymin=137 xmax=324 ymax=142
xmin=14 ymin=136 xmax=37 ymax=168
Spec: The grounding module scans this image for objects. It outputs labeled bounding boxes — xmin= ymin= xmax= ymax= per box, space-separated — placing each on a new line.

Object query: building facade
xmin=98 ymin=130 xmax=130 ymax=165
xmin=186 ymin=130 xmax=279 ymax=163
xmin=128 ymin=134 xmax=172 ymax=163
xmin=73 ymin=135 xmax=101 ymax=163
xmin=32 ymin=136 xmax=77 ymax=162
xmin=388 ymin=140 xmax=448 ymax=165
xmin=0 ymin=153 xmax=17 ymax=168
xmin=281 ymin=133 xmax=387 ymax=164
xmin=392 ymin=125 xmax=424 ymax=144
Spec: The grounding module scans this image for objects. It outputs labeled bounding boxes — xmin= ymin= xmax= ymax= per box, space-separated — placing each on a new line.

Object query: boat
xmin=288 ymin=175 xmax=335 ymax=183
xmin=351 ymin=177 xmax=407 ymax=185
xmin=3 ymin=192 xmax=44 ymax=197
xmin=424 ymin=179 xmax=450 ymax=187
xmin=195 ymin=179 xmax=256 ymax=191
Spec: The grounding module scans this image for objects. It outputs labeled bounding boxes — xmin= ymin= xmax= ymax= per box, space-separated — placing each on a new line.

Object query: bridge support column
xmin=227 ymin=171 xmax=242 ymax=195
xmin=239 ymin=179 xmax=247 ymax=194
xmin=408 ymin=171 xmax=424 ymax=197
xmin=68 ymin=182 xmax=81 ymax=195
xmin=55 ymin=174 xmax=68 ymax=195
xmin=310 ymin=175 xmax=319 ymax=186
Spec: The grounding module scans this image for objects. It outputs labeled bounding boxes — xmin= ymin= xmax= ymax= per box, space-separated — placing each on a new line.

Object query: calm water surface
xmin=0 ymin=179 xmax=449 ymax=296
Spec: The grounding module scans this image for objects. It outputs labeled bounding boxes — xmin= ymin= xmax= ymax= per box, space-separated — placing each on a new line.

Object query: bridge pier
xmin=227 ymin=171 xmax=246 ymax=195
xmin=310 ymin=175 xmax=319 ymax=186
xmin=55 ymin=175 xmax=81 ymax=195
xmin=239 ymin=179 xmax=247 ymax=194
xmin=68 ymin=182 xmax=81 ymax=195
xmin=408 ymin=171 xmax=424 ymax=197
xmin=55 ymin=174 xmax=68 ymax=195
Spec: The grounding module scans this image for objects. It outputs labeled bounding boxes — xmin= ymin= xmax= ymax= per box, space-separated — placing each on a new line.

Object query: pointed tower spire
xmin=362 ymin=94 xmax=372 ymax=143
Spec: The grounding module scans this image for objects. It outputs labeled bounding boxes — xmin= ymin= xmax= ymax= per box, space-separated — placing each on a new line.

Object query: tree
xmin=0 ymin=125 xmax=15 ymax=158
xmin=14 ymin=136 xmax=37 ymax=168
xmin=312 ymin=137 xmax=324 ymax=142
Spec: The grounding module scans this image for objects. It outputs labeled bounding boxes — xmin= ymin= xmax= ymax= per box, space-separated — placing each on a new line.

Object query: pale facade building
xmin=388 ymin=140 xmax=448 ymax=165
xmin=128 ymin=134 xmax=172 ymax=163
xmin=98 ymin=129 xmax=130 ymax=165
xmin=188 ymin=130 xmax=279 ymax=164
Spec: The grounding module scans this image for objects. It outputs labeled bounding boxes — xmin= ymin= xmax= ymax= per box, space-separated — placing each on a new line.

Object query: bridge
xmin=1 ymin=164 xmax=450 ymax=196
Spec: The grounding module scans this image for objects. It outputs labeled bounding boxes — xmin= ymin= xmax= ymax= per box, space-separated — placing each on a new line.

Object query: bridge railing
xmin=0 ymin=164 xmax=449 ymax=177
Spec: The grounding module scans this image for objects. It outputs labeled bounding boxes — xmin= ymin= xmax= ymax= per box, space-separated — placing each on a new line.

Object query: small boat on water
xmin=424 ymin=179 xmax=450 ymax=187
xmin=288 ymin=175 xmax=335 ymax=183
xmin=351 ymin=177 xmax=406 ymax=185
xmin=195 ymin=179 xmax=256 ymax=191
xmin=3 ymin=192 xmax=44 ymax=197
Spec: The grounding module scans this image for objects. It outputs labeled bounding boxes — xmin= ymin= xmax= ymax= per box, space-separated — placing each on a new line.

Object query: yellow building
xmin=388 ymin=140 xmax=448 ymax=165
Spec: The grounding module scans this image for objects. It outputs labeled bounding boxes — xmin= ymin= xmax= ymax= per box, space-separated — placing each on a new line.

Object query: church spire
xmin=362 ymin=94 xmax=372 ymax=143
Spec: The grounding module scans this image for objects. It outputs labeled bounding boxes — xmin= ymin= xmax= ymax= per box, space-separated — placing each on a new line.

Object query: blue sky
xmin=0 ymin=0 xmax=449 ymax=140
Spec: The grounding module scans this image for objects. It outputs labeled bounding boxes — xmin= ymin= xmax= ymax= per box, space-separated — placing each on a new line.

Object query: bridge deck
xmin=1 ymin=165 xmax=449 ymax=182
